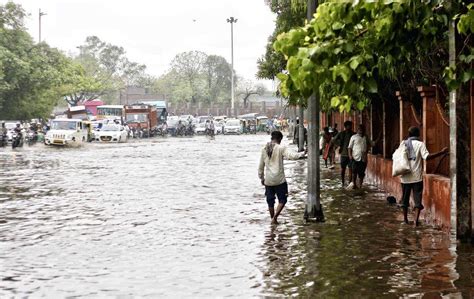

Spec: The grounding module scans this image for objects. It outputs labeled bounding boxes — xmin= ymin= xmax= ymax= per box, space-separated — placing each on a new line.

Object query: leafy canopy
xmin=274 ymin=0 xmax=471 ymax=112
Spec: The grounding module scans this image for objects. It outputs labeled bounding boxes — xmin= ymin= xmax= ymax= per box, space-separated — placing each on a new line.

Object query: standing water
xmin=0 ymin=135 xmax=473 ymax=297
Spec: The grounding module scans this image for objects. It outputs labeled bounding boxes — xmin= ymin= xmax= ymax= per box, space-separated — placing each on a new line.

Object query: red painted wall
xmin=366 ymin=154 xmax=451 ymax=230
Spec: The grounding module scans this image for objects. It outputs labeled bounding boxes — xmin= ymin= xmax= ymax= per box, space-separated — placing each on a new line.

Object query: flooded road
xmin=0 ymin=135 xmax=473 ymax=297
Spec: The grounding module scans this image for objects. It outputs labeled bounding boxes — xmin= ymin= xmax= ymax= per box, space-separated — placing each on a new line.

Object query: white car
xmin=95 ymin=124 xmax=128 ymax=143
xmin=4 ymin=122 xmax=17 ymax=142
xmin=224 ymin=119 xmax=242 ymax=135
xmin=45 ymin=119 xmax=88 ymax=146
xmin=195 ymin=122 xmax=207 ymax=135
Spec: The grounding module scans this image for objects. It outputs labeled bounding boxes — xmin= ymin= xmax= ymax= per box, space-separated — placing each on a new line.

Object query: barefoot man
xmin=258 ymin=131 xmax=306 ymax=224
xmin=400 ymin=126 xmax=448 ymax=226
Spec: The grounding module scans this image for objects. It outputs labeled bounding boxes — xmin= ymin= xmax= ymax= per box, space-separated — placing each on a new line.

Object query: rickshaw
xmin=256 ymin=116 xmax=269 ymax=132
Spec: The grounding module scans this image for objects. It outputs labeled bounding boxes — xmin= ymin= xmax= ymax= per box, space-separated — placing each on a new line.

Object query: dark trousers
xmin=401 ymin=182 xmax=424 ymax=210
xmin=265 ymin=182 xmax=288 ymax=208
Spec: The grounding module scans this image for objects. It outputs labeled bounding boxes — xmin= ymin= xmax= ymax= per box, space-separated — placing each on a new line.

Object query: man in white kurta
xmin=258 ymin=131 xmax=305 ymax=224
xmin=400 ymin=126 xmax=447 ymax=226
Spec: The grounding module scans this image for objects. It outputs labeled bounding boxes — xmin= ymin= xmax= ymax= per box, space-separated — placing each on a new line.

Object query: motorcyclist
xmin=14 ymin=123 xmax=23 ymax=138
xmin=1 ymin=122 xmax=7 ymax=145
xmin=177 ymin=120 xmax=185 ymax=135
xmin=186 ymin=119 xmax=194 ymax=135
xmin=12 ymin=123 xmax=24 ymax=148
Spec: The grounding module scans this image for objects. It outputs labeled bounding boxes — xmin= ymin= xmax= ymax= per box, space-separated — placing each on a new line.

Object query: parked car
xmin=196 ymin=115 xmax=211 ymax=124
xmin=95 ymin=124 xmax=128 ymax=143
xmin=45 ymin=119 xmax=88 ymax=146
xmin=195 ymin=122 xmax=207 ymax=135
xmin=224 ymin=119 xmax=242 ymax=135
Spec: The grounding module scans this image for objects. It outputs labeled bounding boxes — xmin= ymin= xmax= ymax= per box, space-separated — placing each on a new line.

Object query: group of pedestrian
xmin=258 ymin=123 xmax=448 ymax=227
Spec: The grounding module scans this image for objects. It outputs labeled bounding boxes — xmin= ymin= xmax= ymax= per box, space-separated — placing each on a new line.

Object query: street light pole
xmin=227 ymin=17 xmax=237 ymax=117
xmin=39 ymin=8 xmax=47 ymax=42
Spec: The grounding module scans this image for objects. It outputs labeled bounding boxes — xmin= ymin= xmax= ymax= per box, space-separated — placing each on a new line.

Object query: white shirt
xmin=400 ymin=140 xmax=429 ymax=184
xmin=258 ymin=143 xmax=304 ymax=186
xmin=348 ymin=134 xmax=372 ymax=162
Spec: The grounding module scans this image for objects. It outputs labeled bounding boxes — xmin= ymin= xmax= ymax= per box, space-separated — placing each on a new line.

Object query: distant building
xmin=80 ymin=99 xmax=104 ymax=116
xmin=252 ymin=94 xmax=283 ymax=109
xmin=119 ymin=86 xmax=166 ymax=105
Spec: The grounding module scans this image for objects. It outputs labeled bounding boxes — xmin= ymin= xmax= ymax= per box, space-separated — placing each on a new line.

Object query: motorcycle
xmin=157 ymin=126 xmax=168 ymax=137
xmin=176 ymin=125 xmax=186 ymax=137
xmin=26 ymin=131 xmax=37 ymax=145
xmin=130 ymin=128 xmax=143 ymax=139
xmin=11 ymin=132 xmax=23 ymax=149
xmin=185 ymin=124 xmax=195 ymax=136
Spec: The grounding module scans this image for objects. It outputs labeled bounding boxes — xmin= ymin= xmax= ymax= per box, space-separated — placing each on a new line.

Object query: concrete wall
xmin=366 ymin=155 xmax=451 ymax=230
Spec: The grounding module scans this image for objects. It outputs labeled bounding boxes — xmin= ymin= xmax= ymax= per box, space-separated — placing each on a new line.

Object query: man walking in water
xmin=258 ymin=131 xmax=306 ymax=224
xmin=400 ymin=127 xmax=448 ymax=226
xmin=347 ymin=124 xmax=377 ymax=189
xmin=332 ymin=121 xmax=355 ymax=187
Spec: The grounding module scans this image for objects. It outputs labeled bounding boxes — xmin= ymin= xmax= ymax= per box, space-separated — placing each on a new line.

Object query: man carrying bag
xmin=393 ymin=127 xmax=448 ymax=226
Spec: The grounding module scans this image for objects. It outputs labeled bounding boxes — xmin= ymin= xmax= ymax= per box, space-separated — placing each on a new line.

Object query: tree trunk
xmin=449 ymin=9 xmax=472 ymax=240
xmin=304 ymin=0 xmax=323 ymax=221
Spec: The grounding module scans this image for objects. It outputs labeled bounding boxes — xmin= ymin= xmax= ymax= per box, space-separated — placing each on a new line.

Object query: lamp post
xmin=39 ymin=8 xmax=47 ymax=42
xmin=227 ymin=17 xmax=237 ymax=117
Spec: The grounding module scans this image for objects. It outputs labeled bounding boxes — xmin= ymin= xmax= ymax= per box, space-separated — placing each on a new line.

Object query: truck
xmin=124 ymin=104 xmax=158 ymax=137
xmin=135 ymin=100 xmax=168 ymax=124
xmin=67 ymin=105 xmax=89 ymax=120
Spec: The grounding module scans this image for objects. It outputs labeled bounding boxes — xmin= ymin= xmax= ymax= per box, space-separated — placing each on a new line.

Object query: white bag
xmin=392 ymin=142 xmax=411 ymax=177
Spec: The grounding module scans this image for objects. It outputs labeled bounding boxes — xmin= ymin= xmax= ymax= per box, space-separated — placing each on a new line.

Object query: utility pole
xmin=39 ymin=9 xmax=46 ymax=43
xmin=304 ymin=0 xmax=324 ymax=222
xmin=227 ymin=17 xmax=237 ymax=117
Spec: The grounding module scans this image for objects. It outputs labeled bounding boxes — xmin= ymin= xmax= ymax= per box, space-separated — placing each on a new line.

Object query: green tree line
xmin=0 ymin=2 xmax=267 ymax=121
xmin=258 ymin=0 xmax=473 ymax=112
xmin=152 ymin=50 xmax=266 ymax=107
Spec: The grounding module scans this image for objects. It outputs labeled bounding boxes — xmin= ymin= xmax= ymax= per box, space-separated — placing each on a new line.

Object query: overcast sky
xmin=8 ymin=0 xmax=277 ymax=89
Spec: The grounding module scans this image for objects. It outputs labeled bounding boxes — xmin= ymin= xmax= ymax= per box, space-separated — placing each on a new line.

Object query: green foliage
xmin=153 ymin=51 xmax=234 ymax=104
xmin=69 ymin=36 xmax=151 ymax=105
xmin=457 ymin=3 xmax=474 ymax=34
xmin=0 ymin=3 xmax=83 ymax=120
xmin=274 ymin=0 xmax=471 ymax=112
xmin=445 ymin=3 xmax=474 ymax=90
xmin=257 ymin=0 xmax=306 ymax=80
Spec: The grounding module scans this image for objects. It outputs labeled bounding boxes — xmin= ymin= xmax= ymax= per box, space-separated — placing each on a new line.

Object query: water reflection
xmin=260 ymin=162 xmax=473 ymax=297
xmin=0 ymin=137 xmax=473 ymax=297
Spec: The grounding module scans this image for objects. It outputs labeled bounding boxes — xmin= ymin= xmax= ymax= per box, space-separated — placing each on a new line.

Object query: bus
xmin=96 ymin=105 xmax=125 ymax=123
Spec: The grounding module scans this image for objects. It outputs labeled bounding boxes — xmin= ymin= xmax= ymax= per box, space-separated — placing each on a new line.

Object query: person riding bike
xmin=177 ymin=120 xmax=185 ymax=136
xmin=0 ymin=122 xmax=7 ymax=146
xmin=14 ymin=123 xmax=23 ymax=138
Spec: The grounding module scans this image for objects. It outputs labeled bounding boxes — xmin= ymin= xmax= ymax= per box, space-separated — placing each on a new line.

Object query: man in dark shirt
xmin=332 ymin=121 xmax=355 ymax=187
xmin=332 ymin=123 xmax=339 ymax=137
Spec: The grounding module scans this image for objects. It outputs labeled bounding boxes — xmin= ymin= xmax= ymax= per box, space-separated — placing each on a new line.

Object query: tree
xmin=68 ymin=36 xmax=151 ymax=105
xmin=170 ymin=50 xmax=208 ymax=103
xmin=237 ymin=79 xmax=266 ymax=108
xmin=154 ymin=51 xmax=234 ymax=104
xmin=203 ymin=55 xmax=232 ymax=104
xmin=257 ymin=0 xmax=306 ymax=80
xmin=0 ymin=3 xmax=81 ymax=119
xmin=273 ymin=0 xmax=463 ymax=112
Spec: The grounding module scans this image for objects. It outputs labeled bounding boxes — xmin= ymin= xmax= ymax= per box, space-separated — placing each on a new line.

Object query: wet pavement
xmin=0 ymin=135 xmax=473 ymax=297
